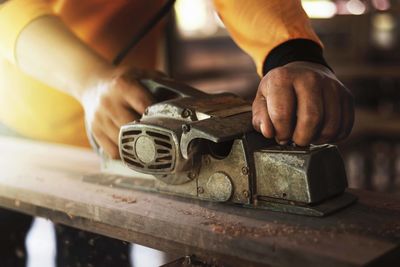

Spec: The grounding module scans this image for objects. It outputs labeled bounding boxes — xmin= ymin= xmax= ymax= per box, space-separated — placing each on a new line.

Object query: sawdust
xmin=111 ymin=194 xmax=137 ymax=204
xmin=177 ymin=208 xmax=297 ymax=238
xmin=177 ymin=208 xmax=400 ymax=241
xmin=203 ymin=219 xmax=400 ymax=243
xmin=203 ymin=220 xmax=314 ymax=239
xmin=177 ymin=208 xmax=303 ymax=238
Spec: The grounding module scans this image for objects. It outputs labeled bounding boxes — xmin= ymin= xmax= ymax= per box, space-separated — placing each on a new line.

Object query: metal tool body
xmin=86 ymin=77 xmax=356 ymax=216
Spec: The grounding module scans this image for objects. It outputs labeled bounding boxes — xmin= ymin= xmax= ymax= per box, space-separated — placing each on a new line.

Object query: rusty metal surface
xmin=196 ymin=140 xmax=250 ymax=204
xmin=254 ymin=145 xmax=348 ymax=204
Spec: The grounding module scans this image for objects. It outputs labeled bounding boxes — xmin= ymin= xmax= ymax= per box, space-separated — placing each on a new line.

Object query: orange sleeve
xmin=213 ymin=0 xmax=322 ymax=76
xmin=0 ymin=0 xmax=53 ymax=64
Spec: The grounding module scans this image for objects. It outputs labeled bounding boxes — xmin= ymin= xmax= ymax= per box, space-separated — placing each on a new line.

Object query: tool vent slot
xmin=122 ymin=130 xmax=142 ymax=136
xmin=145 ymin=130 xmax=174 ymax=171
xmin=121 ymin=130 xmax=142 ymax=144
xmin=120 ymin=128 xmax=175 ymax=173
xmin=154 ymin=139 xmax=172 ymax=149
xmin=120 ymin=129 xmax=144 ymax=170
xmin=147 ymin=131 xmax=170 ymax=140
xmin=123 ymin=156 xmax=144 ymax=169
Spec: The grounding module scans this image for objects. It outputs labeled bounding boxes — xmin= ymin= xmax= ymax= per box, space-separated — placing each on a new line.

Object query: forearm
xmin=213 ymin=0 xmax=322 ymax=76
xmin=16 ymin=15 xmax=114 ymax=100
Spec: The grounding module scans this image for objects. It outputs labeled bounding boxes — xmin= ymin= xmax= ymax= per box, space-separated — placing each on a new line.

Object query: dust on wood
xmin=178 ymin=206 xmax=400 ymax=244
xmin=111 ymin=194 xmax=137 ymax=204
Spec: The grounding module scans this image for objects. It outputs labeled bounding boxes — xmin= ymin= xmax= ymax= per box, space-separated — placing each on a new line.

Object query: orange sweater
xmin=0 ymin=0 xmax=321 ymax=147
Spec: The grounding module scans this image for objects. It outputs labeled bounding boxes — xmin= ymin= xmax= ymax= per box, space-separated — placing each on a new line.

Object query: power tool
xmin=84 ymin=77 xmax=356 ymax=216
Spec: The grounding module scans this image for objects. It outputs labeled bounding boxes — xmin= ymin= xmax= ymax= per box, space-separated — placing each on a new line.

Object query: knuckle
xmin=252 ymin=101 xmax=265 ymax=118
xmin=266 ymin=69 xmax=292 ymax=90
xmin=252 ymin=116 xmax=260 ymax=127
xmin=273 ymin=115 xmax=291 ymax=125
xmin=270 ymin=107 xmax=292 ymax=124
xmin=302 ymin=115 xmax=319 ymax=127
xmin=303 ymin=70 xmax=321 ymax=84
xmin=253 ymin=92 xmax=264 ymax=103
xmin=301 ymin=110 xmax=322 ymax=126
xmin=258 ymin=79 xmax=268 ymax=94
xmin=252 ymin=112 xmax=264 ymax=127
xmin=252 ymin=100 xmax=259 ymax=111
xmin=269 ymin=67 xmax=291 ymax=82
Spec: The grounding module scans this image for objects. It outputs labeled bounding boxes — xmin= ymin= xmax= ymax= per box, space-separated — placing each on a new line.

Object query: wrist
xmin=262 ymin=39 xmax=332 ymax=75
xmin=282 ymin=61 xmax=338 ymax=81
xmin=76 ymin=62 xmax=117 ymax=102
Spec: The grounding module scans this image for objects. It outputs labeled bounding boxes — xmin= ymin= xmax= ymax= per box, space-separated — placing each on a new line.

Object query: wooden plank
xmin=0 ymin=136 xmax=399 ymax=267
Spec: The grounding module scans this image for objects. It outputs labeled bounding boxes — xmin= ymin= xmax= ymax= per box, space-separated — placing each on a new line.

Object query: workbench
xmin=0 ymin=136 xmax=399 ymax=267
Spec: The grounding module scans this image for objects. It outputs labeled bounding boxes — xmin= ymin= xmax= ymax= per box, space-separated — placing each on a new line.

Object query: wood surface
xmin=0 ymin=136 xmax=399 ymax=267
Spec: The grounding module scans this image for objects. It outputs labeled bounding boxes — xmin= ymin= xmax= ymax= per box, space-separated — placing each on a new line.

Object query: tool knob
xmin=135 ymin=136 xmax=157 ymax=164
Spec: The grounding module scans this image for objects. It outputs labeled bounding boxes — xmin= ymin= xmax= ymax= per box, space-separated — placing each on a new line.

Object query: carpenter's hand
xmin=252 ymin=61 xmax=354 ymax=146
xmin=81 ymin=68 xmax=158 ymax=158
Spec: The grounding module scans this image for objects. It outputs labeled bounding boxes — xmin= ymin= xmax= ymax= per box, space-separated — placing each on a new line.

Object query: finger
xmin=292 ymin=73 xmax=324 ymax=146
xmin=108 ymin=102 xmax=140 ymax=127
xmin=265 ymin=69 xmax=296 ymax=144
xmin=314 ymin=83 xmax=341 ymax=144
xmin=124 ymin=82 xmax=154 ymax=114
xmin=92 ymin=123 xmax=120 ymax=159
xmin=99 ymin=92 xmax=140 ymax=127
xmin=95 ymin=108 xmax=120 ymax=145
xmin=102 ymin=115 xmax=120 ymax=146
xmin=252 ymin=92 xmax=274 ymax=138
xmin=336 ymin=92 xmax=355 ymax=141
xmin=116 ymin=106 xmax=140 ymax=127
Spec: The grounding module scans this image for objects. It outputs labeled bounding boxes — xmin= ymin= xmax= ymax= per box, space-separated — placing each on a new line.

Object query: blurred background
xmin=168 ymin=0 xmax=400 ymax=196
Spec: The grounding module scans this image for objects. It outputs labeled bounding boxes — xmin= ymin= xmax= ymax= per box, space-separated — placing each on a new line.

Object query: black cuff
xmin=262 ymin=39 xmax=332 ymax=75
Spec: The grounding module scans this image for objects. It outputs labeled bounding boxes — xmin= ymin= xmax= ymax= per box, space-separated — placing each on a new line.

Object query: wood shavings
xmin=111 ymin=194 xmax=137 ymax=204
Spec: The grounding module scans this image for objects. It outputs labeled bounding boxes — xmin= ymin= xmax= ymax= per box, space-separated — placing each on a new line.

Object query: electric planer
xmin=84 ymin=77 xmax=356 ymax=216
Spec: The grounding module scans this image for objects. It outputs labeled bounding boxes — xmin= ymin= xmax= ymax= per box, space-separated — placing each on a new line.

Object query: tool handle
xmin=139 ymin=78 xmax=208 ymax=102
